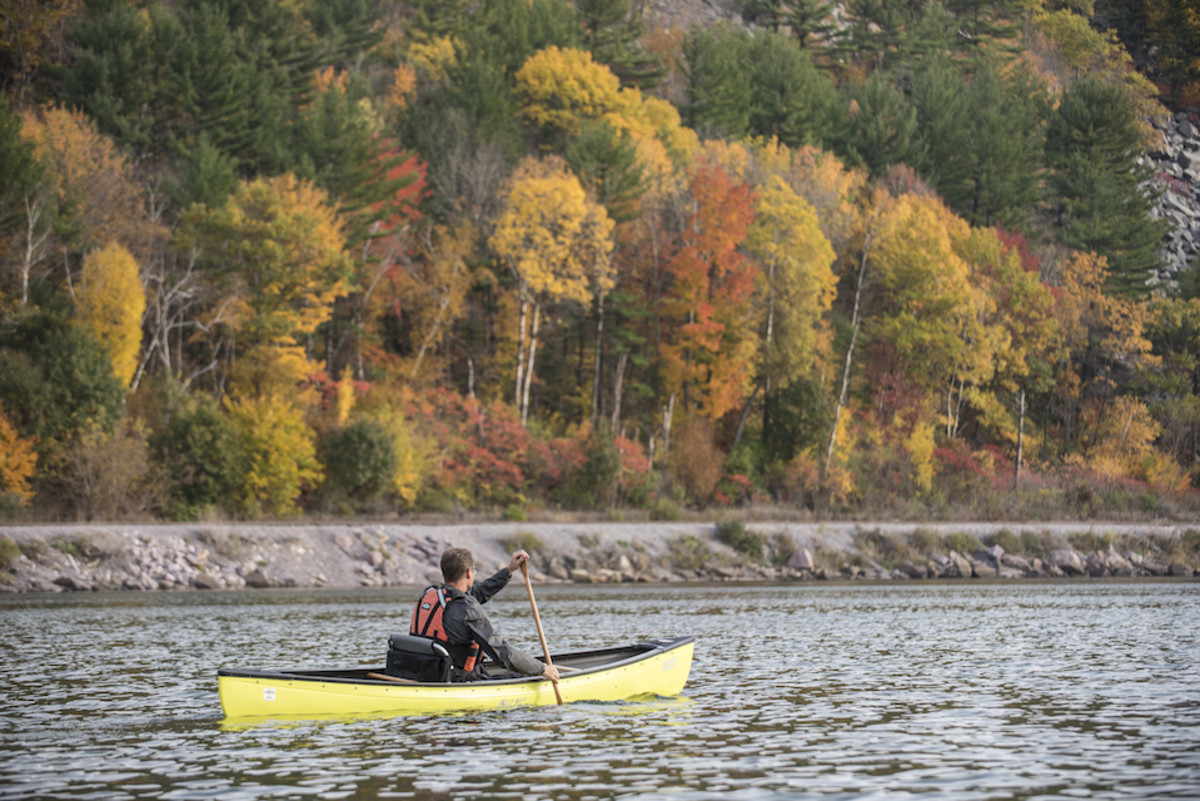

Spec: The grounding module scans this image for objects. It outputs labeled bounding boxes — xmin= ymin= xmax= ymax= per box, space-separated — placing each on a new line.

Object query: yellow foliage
xmin=0 ymin=405 xmax=37 ymax=503
xmin=226 ymin=395 xmax=323 ymax=518
xmin=19 ymin=104 xmax=146 ymax=255
xmin=696 ymin=139 xmax=753 ymax=183
xmin=387 ymin=65 xmax=417 ymax=110
xmin=874 ymin=194 xmax=1000 ymax=397
xmin=363 ymin=401 xmax=431 ymax=507
xmin=905 ymin=420 xmax=936 ymax=494
xmin=228 ymin=342 xmax=315 ymax=403
xmin=177 ymin=172 xmax=351 ymax=395
xmin=76 ymin=242 xmax=145 ymax=387
xmin=490 ymin=156 xmax=615 ymax=306
xmin=1032 ymin=8 xmax=1164 ymax=141
xmin=516 ymin=46 xmax=622 ymax=135
xmin=747 ymin=175 xmax=838 ymax=387
xmin=408 ymin=36 xmax=457 ymax=84
xmin=1083 ymin=396 xmax=1178 ymax=488
xmin=336 ymin=367 xmax=355 ymax=426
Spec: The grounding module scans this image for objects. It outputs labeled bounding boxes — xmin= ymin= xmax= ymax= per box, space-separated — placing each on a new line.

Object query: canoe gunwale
xmin=218 ymin=635 xmax=694 ymax=688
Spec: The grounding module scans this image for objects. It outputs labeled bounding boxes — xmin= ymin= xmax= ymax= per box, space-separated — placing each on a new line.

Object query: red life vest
xmin=410 ymin=586 xmax=480 ymax=671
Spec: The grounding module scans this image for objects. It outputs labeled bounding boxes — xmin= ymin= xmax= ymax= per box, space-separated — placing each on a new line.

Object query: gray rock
xmin=788 ymin=548 xmax=815 ymax=571
xmin=1049 ymin=549 xmax=1085 ymax=576
xmin=971 ymin=558 xmax=997 ymax=578
xmin=194 ymin=573 xmax=222 ymax=590
xmin=1169 ymin=562 xmax=1192 ymax=576
xmin=53 ymin=575 xmax=91 ymax=591
xmin=898 ymin=561 xmax=927 ymax=579
xmin=244 ymin=569 xmax=273 ymax=589
xmin=1001 ymin=553 xmax=1032 ymax=572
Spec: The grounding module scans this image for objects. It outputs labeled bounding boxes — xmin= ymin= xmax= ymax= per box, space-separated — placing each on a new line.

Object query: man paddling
xmin=411 ymin=547 xmax=560 ymax=683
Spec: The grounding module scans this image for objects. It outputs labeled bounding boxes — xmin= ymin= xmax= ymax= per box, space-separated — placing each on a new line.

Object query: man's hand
xmin=508 ymin=550 xmax=530 ymax=574
xmin=542 ymin=663 xmax=560 ymax=682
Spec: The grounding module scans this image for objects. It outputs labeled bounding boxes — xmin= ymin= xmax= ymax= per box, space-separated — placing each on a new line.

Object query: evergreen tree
xmin=786 ymin=0 xmax=838 ymax=51
xmin=839 ymin=0 xmax=910 ymax=72
xmin=682 ymin=24 xmax=752 ymax=140
xmin=60 ymin=3 xmax=183 ymax=163
xmin=576 ymin=0 xmax=667 ymax=88
xmin=838 ymin=71 xmax=919 ymax=176
xmin=566 ymin=119 xmax=645 ymax=224
xmin=746 ymin=31 xmax=838 ymax=148
xmin=944 ymin=0 xmax=1022 ymax=48
xmin=0 ymin=97 xmax=42 ymax=249
xmin=1045 ymin=77 xmax=1166 ymax=295
xmin=0 ymin=298 xmax=125 ymax=448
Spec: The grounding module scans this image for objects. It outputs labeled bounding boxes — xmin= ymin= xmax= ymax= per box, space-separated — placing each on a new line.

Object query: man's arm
xmin=464 ymin=606 xmax=558 ymax=680
xmin=468 ymin=550 xmax=530 ymax=605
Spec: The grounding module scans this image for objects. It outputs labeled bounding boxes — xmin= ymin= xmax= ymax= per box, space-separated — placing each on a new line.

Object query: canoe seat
xmin=386 ymin=634 xmax=452 ymax=682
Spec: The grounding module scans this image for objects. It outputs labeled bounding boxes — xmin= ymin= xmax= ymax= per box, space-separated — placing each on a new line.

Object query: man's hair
xmin=441 ymin=547 xmax=474 ymax=583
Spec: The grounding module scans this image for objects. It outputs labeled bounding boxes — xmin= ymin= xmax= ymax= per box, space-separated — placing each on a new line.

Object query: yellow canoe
xmin=218 ymin=636 xmax=694 ymax=719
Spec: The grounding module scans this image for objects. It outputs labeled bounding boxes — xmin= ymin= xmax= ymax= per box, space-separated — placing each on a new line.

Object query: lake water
xmin=1 ymin=581 xmax=1198 ymax=800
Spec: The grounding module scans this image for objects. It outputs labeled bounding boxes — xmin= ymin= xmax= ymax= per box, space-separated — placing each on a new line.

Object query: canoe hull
xmin=218 ymin=636 xmax=693 ymax=719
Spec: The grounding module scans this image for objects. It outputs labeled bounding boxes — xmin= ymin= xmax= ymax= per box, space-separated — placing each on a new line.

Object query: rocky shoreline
xmin=0 ymin=521 xmax=1196 ymax=594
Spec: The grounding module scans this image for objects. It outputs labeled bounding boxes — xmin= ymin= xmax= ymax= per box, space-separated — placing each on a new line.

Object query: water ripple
xmin=1 ymin=582 xmax=1198 ymax=799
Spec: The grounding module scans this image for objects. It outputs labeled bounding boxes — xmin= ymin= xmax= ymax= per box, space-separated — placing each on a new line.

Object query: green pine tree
xmin=682 ymin=24 xmax=752 ymax=140
xmin=576 ymin=0 xmax=667 ymax=89
xmin=745 ymin=31 xmax=838 ymax=148
xmin=1045 ymin=77 xmax=1166 ymax=295
xmin=566 ymin=119 xmax=645 ymax=224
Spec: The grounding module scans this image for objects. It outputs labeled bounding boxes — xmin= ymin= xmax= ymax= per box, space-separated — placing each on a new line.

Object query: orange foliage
xmin=661 ymin=165 xmax=758 ymax=421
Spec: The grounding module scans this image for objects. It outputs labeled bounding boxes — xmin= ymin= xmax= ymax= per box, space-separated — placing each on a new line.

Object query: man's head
xmin=441 ymin=547 xmax=474 ymax=583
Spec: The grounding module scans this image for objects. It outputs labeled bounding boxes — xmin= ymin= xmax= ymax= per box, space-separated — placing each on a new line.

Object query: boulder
xmin=1105 ymin=551 xmax=1134 ymax=576
xmin=1048 ymin=549 xmax=1085 ymax=576
xmin=546 ymin=558 xmax=570 ymax=581
xmin=1001 ymin=553 xmax=1032 ymax=572
xmin=971 ymin=557 xmax=997 ymax=578
xmin=53 ymin=574 xmax=92 ymax=591
xmin=244 ymin=569 xmax=273 ymax=589
xmin=947 ymin=551 xmax=973 ymax=578
xmin=194 ymin=573 xmax=222 ymax=590
xmin=1169 ymin=562 xmax=1192 ymax=576
xmin=898 ymin=561 xmax=928 ymax=579
xmin=788 ymin=548 xmax=815 ymax=571
xmin=1085 ymin=553 xmax=1108 ymax=577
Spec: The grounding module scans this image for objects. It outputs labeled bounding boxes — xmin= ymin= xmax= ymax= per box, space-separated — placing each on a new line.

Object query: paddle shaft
xmin=520 ymin=562 xmax=563 ymax=704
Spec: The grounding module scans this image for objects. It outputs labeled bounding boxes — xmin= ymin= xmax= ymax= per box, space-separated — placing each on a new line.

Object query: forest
xmin=1 ymin=0 xmax=1199 ymax=522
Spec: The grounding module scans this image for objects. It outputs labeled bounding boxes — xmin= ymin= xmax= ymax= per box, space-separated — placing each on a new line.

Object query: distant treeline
xmin=0 ymin=0 xmax=1198 ymax=522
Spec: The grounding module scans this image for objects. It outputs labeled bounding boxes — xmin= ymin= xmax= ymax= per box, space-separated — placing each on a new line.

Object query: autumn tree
xmin=1050 ymin=250 xmax=1157 ymax=451
xmin=76 ymin=243 xmax=146 ymax=388
xmin=0 ymin=402 xmax=36 ymax=504
xmin=175 ymin=174 xmax=352 ymax=398
xmin=489 ymin=156 xmax=615 ymax=423
xmin=869 ymin=192 xmax=1003 ymax=439
xmin=226 ymin=395 xmax=323 ymax=518
xmin=660 ymin=164 xmax=758 ymax=422
xmin=746 ymin=174 xmax=837 ymax=402
xmin=18 ymin=105 xmax=146 ymax=302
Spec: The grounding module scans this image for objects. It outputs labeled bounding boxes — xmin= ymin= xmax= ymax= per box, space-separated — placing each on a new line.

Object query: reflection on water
xmin=2 ymin=582 xmax=1199 ymax=799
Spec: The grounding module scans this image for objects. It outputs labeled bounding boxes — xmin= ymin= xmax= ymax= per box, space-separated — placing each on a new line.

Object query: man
xmin=411 ymin=547 xmax=560 ymax=683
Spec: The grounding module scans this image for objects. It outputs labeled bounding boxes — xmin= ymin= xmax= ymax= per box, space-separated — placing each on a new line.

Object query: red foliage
xmin=993 ymin=227 xmax=1041 ymax=274
xmin=615 ymin=435 xmax=651 ymax=477
xmin=304 ymin=371 xmax=371 ymax=412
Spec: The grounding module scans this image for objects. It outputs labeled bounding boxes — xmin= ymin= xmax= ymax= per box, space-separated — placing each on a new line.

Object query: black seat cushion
xmin=386 ymin=634 xmax=452 ymax=682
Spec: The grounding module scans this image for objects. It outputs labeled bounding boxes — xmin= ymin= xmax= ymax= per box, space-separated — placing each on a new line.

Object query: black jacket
xmin=441 ymin=567 xmax=545 ymax=677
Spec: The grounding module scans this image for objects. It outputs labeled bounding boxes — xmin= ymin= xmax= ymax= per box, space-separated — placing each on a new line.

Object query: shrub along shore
xmin=0 ymin=521 xmax=1197 ymax=594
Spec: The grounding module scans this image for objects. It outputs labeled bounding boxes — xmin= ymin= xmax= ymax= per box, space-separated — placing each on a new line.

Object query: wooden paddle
xmin=520 ymin=561 xmax=563 ymax=704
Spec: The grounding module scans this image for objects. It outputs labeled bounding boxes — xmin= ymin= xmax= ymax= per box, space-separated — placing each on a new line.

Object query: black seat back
xmin=386 ymin=633 xmax=452 ymax=682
